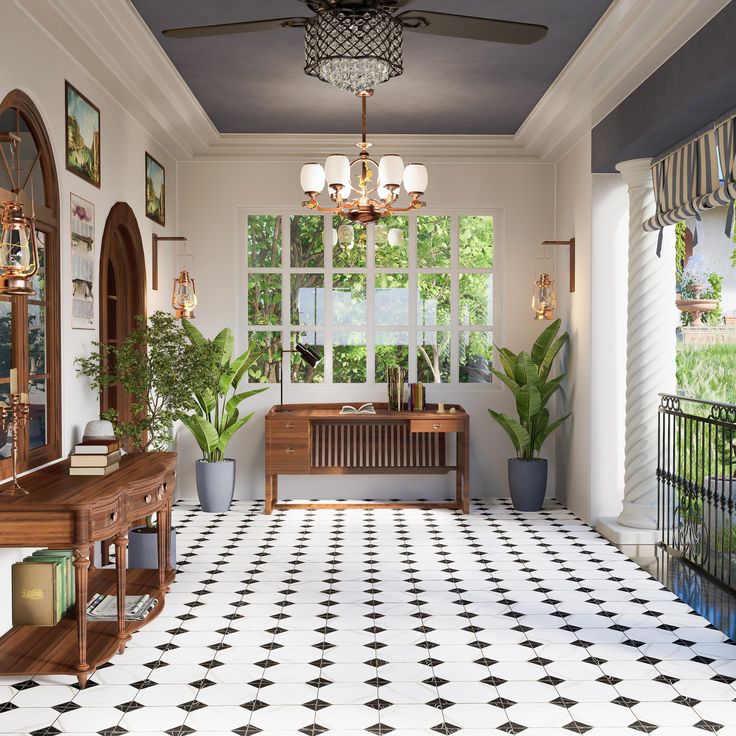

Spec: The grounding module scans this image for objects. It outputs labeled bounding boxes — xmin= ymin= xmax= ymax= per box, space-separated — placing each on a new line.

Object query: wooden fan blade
xmin=397 ymin=10 xmax=547 ymax=45
xmin=162 ymin=17 xmax=307 ymax=39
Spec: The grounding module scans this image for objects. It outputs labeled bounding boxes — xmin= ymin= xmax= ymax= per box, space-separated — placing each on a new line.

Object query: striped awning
xmin=643 ymin=113 xmax=736 ymax=253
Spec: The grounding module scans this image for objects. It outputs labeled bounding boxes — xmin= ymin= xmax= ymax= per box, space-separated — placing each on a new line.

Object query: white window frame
xmin=239 ymin=206 xmax=503 ymax=390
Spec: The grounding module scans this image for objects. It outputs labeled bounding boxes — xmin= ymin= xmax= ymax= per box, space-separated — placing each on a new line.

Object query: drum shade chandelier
xmin=300 ymin=90 xmax=428 ymax=224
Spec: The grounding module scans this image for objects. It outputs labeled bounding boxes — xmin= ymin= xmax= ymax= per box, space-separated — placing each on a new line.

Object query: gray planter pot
xmin=196 ymin=458 xmax=236 ymax=513
xmin=127 ymin=526 xmax=177 ymax=569
xmin=508 ymin=458 xmax=547 ymax=512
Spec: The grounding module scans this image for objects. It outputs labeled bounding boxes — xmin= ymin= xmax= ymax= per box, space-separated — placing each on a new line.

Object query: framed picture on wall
xmin=65 ymin=82 xmax=100 ymax=188
xmin=71 ymin=194 xmax=95 ymax=330
xmin=145 ymin=152 xmax=165 ymax=226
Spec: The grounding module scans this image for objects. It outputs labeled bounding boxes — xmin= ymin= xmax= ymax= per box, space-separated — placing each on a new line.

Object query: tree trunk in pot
xmin=196 ymin=458 xmax=236 ymax=513
xmin=508 ymin=458 xmax=547 ymax=512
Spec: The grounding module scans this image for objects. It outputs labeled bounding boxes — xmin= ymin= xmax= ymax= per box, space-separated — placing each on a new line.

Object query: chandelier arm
xmin=302 ymin=199 xmax=345 ymax=215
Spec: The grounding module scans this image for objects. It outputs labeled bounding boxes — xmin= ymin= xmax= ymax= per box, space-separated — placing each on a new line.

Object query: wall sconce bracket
xmin=152 ymin=234 xmax=187 ymax=290
xmin=541 ymin=238 xmax=575 ymax=293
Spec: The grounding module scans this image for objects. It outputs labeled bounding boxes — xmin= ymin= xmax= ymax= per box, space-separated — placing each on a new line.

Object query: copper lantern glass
xmin=0 ymin=201 xmax=39 ymax=296
xmin=172 ymin=269 xmax=197 ymax=319
xmin=532 ymin=272 xmax=556 ymax=320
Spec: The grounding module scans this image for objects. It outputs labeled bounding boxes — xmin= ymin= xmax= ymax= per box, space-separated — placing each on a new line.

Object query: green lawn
xmin=676 ymin=342 xmax=736 ymax=405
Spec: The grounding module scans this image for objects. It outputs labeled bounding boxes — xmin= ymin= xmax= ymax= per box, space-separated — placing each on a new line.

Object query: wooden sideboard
xmin=265 ymin=403 xmax=469 ymax=513
xmin=0 ymin=452 xmax=176 ymax=687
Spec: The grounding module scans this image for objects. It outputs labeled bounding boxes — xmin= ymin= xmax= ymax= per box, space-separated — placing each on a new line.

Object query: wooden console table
xmin=0 ymin=452 xmax=176 ymax=687
xmin=265 ymin=403 xmax=469 ymax=514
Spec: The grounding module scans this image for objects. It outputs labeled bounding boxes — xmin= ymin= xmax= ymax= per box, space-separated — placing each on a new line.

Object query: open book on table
xmin=340 ymin=403 xmax=376 ymax=415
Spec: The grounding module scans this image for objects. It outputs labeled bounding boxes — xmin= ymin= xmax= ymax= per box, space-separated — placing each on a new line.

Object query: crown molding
xmin=517 ymin=0 xmax=730 ymax=162
xmin=195 ymin=133 xmax=536 ymax=164
xmin=16 ymin=0 xmax=731 ymax=165
xmin=16 ymin=0 xmax=218 ymax=161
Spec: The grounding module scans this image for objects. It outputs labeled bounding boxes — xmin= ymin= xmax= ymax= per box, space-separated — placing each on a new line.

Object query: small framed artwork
xmin=70 ymin=194 xmax=95 ymax=330
xmin=65 ymin=81 xmax=100 ymax=188
xmin=145 ymin=152 xmax=165 ymax=226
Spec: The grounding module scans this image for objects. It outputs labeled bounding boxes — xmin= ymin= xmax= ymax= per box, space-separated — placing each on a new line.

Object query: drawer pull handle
xmin=159 ymin=483 xmax=166 ymax=492
xmin=144 ymin=494 xmax=152 ymax=504
xmin=286 ymin=447 xmax=295 ymax=454
xmin=158 ymin=487 xmax=165 ymax=501
xmin=173 ymin=470 xmax=177 ymax=478
xmin=286 ymin=422 xmax=295 ymax=429
xmin=433 ymin=423 xmax=441 ymax=429
xmin=110 ymin=511 xmax=118 ymax=522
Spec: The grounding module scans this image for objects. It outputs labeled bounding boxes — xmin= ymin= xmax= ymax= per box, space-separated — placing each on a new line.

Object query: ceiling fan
xmin=162 ymin=0 xmax=548 ymax=94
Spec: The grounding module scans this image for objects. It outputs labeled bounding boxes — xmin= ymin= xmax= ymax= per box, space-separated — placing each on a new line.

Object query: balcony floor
xmin=1 ymin=499 xmax=735 ymax=735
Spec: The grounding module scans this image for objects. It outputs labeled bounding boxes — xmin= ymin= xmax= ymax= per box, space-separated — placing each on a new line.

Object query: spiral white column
xmin=597 ymin=158 xmax=675 ymax=544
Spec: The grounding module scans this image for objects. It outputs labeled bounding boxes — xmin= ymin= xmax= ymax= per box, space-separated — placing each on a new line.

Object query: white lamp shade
xmin=403 ymin=163 xmax=428 ymax=195
xmin=300 ymin=163 xmax=325 ymax=194
xmin=325 ymin=154 xmax=351 ymax=191
xmin=378 ymin=155 xmax=404 ymax=188
xmin=377 ymin=183 xmax=398 ymax=201
xmin=337 ymin=223 xmax=355 ymax=246
xmin=388 ymin=228 xmax=404 ymax=247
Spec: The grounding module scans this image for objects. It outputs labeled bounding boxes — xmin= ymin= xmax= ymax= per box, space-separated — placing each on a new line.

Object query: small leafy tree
xmin=181 ymin=320 xmax=269 ymax=462
xmin=75 ymin=311 xmax=212 ymax=452
xmin=488 ymin=319 xmax=570 ymax=460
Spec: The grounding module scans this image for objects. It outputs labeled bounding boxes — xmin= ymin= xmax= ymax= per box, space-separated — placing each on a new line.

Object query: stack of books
xmin=70 ymin=439 xmax=121 ymax=476
xmin=86 ymin=593 xmax=157 ymax=622
xmin=12 ymin=550 xmax=75 ymax=626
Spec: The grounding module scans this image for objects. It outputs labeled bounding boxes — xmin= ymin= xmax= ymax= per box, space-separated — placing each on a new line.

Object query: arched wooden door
xmin=99 ymin=203 xmax=146 ymax=431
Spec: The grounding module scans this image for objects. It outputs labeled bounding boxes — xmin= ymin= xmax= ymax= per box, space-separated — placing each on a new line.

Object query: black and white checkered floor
xmin=1 ymin=499 xmax=736 ymax=736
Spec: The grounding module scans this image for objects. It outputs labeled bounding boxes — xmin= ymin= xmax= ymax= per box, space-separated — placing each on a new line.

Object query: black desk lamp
xmin=280 ymin=343 xmax=322 ymax=409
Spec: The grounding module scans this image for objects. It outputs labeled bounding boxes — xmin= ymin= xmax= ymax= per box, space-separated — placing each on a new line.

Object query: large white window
xmin=243 ymin=210 xmax=499 ymax=385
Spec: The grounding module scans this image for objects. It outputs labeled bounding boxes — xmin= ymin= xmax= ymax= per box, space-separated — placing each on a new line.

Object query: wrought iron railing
xmin=658 ymin=394 xmax=736 ymax=590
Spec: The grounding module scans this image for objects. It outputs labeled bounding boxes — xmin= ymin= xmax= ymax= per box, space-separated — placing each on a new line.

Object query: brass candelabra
xmin=0 ymin=393 xmax=30 ymax=496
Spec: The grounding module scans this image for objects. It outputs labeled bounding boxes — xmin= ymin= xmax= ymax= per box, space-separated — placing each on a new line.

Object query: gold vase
xmin=386 ymin=366 xmax=405 ymax=412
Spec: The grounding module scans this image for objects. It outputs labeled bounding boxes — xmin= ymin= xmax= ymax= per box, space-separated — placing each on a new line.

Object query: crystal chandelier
xmin=304 ymin=7 xmax=403 ymax=95
xmin=300 ymin=90 xmax=428 ymax=224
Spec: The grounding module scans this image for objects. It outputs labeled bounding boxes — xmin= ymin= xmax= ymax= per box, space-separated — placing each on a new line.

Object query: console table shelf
xmin=0 ymin=568 xmax=174 ymax=678
xmin=0 ymin=452 xmax=177 ymax=686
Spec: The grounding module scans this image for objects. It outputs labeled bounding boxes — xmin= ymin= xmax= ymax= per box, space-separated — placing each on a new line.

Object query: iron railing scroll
xmin=658 ymin=393 xmax=736 ymax=591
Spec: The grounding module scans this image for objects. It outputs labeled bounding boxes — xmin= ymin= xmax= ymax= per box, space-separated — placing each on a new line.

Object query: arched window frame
xmin=0 ymin=90 xmax=61 ymax=476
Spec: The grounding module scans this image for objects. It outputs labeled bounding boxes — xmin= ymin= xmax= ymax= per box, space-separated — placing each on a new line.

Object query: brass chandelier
xmin=300 ymin=90 xmax=428 ymax=224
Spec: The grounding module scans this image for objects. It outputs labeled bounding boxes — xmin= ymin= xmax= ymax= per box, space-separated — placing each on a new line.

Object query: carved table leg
xmin=73 ymin=546 xmax=91 ymax=679
xmin=164 ymin=490 xmax=173 ymax=581
xmin=264 ymin=472 xmax=273 ymax=515
xmin=114 ymin=532 xmax=129 ymax=653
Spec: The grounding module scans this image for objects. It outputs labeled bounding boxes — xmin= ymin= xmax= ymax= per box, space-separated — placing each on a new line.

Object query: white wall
xmin=0 ymin=3 xmax=180 ymax=635
xmin=554 ymin=136 xmax=593 ymax=521
xmin=177 ymin=160 xmax=556 ymax=503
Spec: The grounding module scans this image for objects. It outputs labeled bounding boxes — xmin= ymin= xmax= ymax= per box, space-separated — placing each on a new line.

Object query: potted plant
xmin=181 ymin=320 xmax=268 ymax=512
xmin=488 ymin=319 xmax=570 ymax=511
xmin=76 ymin=311 xmax=212 ymax=567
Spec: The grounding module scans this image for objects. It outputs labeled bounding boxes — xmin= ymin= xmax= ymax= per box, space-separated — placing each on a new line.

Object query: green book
xmin=22 ymin=558 xmax=64 ymax=622
xmin=32 ymin=550 xmax=75 ymax=611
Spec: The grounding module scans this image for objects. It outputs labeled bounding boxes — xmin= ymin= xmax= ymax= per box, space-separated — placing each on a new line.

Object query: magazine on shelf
xmin=339 ymin=403 xmax=376 ymax=415
xmin=86 ymin=593 xmax=157 ymax=621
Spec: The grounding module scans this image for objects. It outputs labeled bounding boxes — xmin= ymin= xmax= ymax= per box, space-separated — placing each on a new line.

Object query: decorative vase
xmin=196 ymin=458 xmax=236 ymax=512
xmin=127 ymin=526 xmax=177 ymax=569
xmin=507 ymin=458 xmax=547 ymax=512
xmin=387 ymin=366 xmax=405 ymax=411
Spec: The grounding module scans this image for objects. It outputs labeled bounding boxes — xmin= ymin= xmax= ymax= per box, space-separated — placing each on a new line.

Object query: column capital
xmin=615 ymin=158 xmax=654 ymax=190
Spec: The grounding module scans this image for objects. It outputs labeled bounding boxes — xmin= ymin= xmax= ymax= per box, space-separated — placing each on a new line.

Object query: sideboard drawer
xmin=268 ymin=445 xmax=310 ymax=473
xmin=129 ymin=482 xmax=166 ymax=517
xmin=91 ymin=499 xmax=122 ymax=537
xmin=410 ymin=418 xmax=465 ymax=433
xmin=270 ymin=419 xmax=309 ymax=443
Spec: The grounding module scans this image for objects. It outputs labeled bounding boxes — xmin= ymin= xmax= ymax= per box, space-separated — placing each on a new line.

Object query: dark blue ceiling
xmin=592 ymin=1 xmax=736 ymax=172
xmin=131 ymin=0 xmax=611 ymax=135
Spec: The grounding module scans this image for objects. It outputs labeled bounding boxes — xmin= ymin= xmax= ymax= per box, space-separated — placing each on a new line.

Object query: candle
xmin=20 ymin=392 xmax=28 ymax=404
xmin=438 ymin=402 xmax=445 ymax=413
xmin=9 ymin=368 xmax=17 ymax=395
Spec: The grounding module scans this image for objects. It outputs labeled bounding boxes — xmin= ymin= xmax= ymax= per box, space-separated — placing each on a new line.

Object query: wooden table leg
xmin=157 ymin=506 xmax=167 ymax=591
xmin=462 ymin=428 xmax=470 ymax=514
xmin=264 ymin=472 xmax=274 ymax=515
xmin=164 ymin=492 xmax=173 ymax=578
xmin=73 ymin=546 xmax=91 ymax=682
xmin=114 ymin=532 xmax=129 ymax=653
xmin=456 ymin=429 xmax=470 ymax=514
